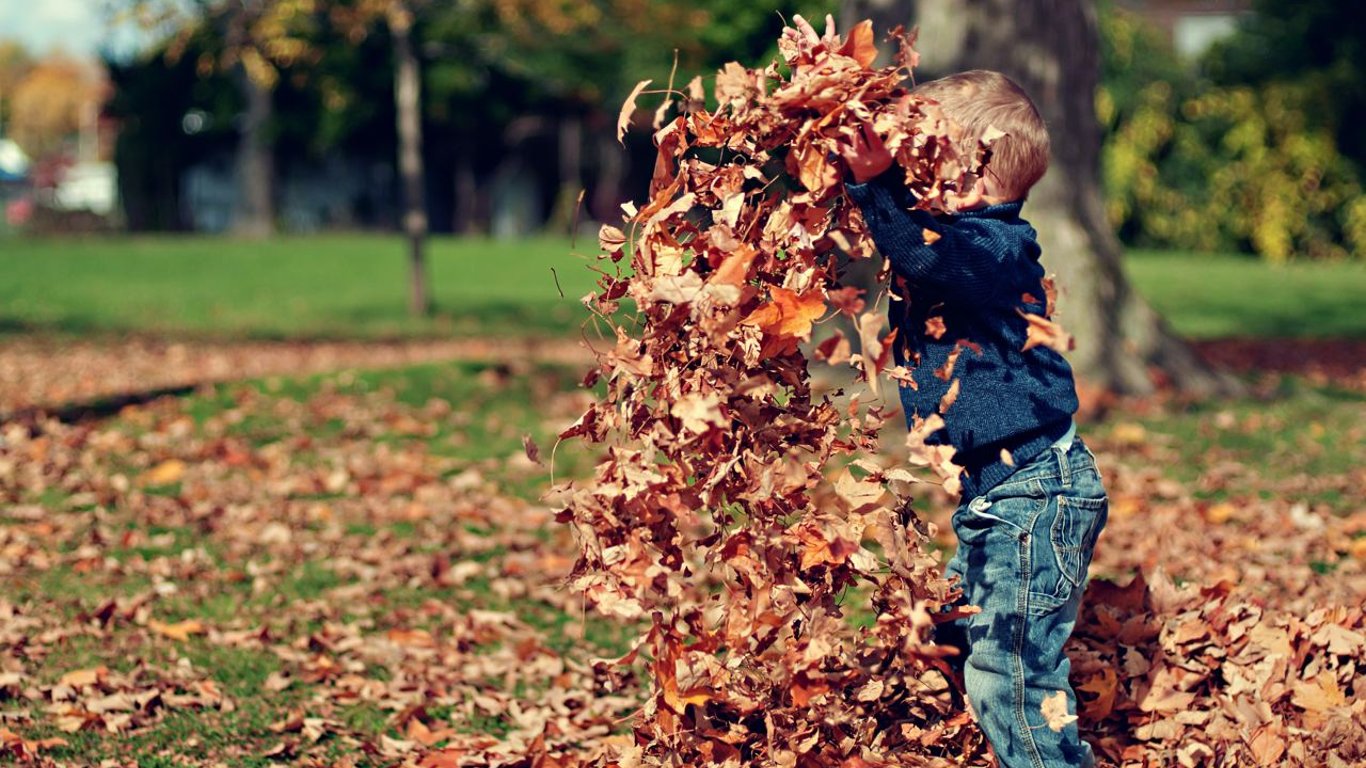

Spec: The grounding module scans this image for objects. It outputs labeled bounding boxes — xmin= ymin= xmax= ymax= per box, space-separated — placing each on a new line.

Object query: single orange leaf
xmin=743 ymin=287 xmax=826 ymax=342
xmin=142 ymin=459 xmax=185 ymax=486
xmin=58 ymin=666 xmax=107 ymax=688
xmin=1019 ymin=310 xmax=1074 ymax=354
xmin=840 ymin=19 xmax=879 ymax=67
xmin=149 ymin=619 xmax=205 ymax=642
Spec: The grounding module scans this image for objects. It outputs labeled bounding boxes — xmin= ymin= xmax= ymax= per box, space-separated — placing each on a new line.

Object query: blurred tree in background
xmin=1100 ymin=2 xmax=1366 ymax=261
xmin=0 ymin=41 xmax=34 ymax=136
xmin=7 ymin=57 xmax=105 ymax=161
xmin=108 ymin=0 xmax=829 ymax=233
xmin=92 ymin=0 xmax=1365 ymax=265
xmin=121 ymin=0 xmax=323 ymax=237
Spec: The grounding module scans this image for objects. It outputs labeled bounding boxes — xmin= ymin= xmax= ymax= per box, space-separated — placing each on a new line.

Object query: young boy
xmin=841 ymin=70 xmax=1109 ymax=767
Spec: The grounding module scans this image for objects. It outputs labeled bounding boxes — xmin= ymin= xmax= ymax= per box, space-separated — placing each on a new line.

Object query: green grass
xmin=3 ymin=236 xmax=1362 ymax=341
xmin=179 ymin=360 xmax=600 ymax=485
xmin=0 ymin=235 xmax=603 ymax=339
xmin=1090 ymin=376 xmax=1364 ymax=513
xmin=1124 ymin=249 xmax=1366 ymax=339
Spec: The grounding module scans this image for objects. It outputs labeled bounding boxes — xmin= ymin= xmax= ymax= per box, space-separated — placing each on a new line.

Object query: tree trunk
xmin=547 ymin=113 xmax=583 ymax=233
xmin=389 ymin=0 xmax=430 ymax=317
xmin=841 ymin=0 xmax=1237 ymax=396
xmin=226 ymin=4 xmax=274 ymax=238
xmin=591 ymin=125 xmax=625 ymax=223
xmin=454 ymin=148 xmax=478 ymax=234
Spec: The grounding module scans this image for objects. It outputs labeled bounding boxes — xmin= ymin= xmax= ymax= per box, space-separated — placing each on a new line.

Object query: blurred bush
xmin=1099 ymin=4 xmax=1365 ymax=261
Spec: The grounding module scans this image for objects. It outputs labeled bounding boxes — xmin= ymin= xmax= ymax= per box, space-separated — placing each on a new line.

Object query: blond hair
xmin=914 ymin=70 xmax=1050 ymax=200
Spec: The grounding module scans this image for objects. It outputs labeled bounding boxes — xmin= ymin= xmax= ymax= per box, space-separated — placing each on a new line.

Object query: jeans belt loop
xmin=1057 ymin=442 xmax=1072 ymax=488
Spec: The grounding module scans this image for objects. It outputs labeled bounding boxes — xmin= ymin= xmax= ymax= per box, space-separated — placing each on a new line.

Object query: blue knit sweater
xmin=846 ymin=172 xmax=1079 ymax=500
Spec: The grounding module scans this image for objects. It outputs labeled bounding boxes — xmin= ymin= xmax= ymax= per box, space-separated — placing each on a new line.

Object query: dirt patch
xmin=0 ymin=336 xmax=596 ymax=416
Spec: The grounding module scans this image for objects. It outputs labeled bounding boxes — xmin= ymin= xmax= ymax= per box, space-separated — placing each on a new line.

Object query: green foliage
xmin=1099 ymin=6 xmax=1366 ymax=261
xmin=1202 ymin=0 xmax=1366 ymax=172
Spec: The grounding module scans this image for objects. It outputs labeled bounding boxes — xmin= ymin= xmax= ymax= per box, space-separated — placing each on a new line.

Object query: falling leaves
xmin=670 ymin=391 xmax=727 ymax=434
xmin=0 ymin=13 xmax=1360 ymax=768
xmin=522 ymin=434 xmax=543 ymax=466
xmin=839 ymin=19 xmax=879 ymax=69
xmin=938 ymin=378 xmax=961 ymax=413
xmin=559 ymin=18 xmax=991 ymax=766
xmin=617 ymin=79 xmax=652 ymax=145
xmin=742 ymin=286 xmax=828 ymax=343
xmin=1019 ymin=310 xmax=1075 ymax=354
xmin=0 ymin=331 xmax=1359 ymax=768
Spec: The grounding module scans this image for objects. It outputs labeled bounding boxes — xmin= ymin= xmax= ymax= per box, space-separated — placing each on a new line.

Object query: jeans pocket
xmin=954 ymin=489 xmax=1041 ymax=544
xmin=1050 ymin=495 xmax=1108 ymax=593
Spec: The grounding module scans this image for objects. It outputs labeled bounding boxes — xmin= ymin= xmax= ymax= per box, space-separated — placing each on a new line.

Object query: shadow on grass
xmin=4 ymin=384 xmax=200 ymax=427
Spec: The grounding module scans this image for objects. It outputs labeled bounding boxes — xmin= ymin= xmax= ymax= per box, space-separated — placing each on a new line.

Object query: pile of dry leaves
xmin=1072 ymin=570 xmax=1364 ymax=767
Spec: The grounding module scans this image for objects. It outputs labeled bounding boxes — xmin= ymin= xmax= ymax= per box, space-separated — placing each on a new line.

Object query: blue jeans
xmin=940 ymin=438 xmax=1107 ymax=768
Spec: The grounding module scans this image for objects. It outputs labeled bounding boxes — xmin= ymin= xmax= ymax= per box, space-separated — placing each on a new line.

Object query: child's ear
xmin=979 ymin=174 xmax=1007 ymax=201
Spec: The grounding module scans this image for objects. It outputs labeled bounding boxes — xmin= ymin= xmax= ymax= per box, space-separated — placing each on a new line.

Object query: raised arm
xmin=846 ymin=173 xmax=1014 ymax=304
xmin=837 ymin=121 xmax=1016 ymax=303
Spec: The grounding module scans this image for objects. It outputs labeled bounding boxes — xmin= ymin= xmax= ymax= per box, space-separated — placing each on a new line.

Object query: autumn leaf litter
xmin=2 ymin=18 xmax=1364 ymax=768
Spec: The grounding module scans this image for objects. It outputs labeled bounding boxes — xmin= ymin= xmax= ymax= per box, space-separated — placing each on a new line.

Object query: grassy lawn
xmin=2 ymin=236 xmax=1362 ymax=340
xmin=0 ymin=235 xmax=602 ymax=340
xmin=1124 ymin=249 xmax=1366 ymax=339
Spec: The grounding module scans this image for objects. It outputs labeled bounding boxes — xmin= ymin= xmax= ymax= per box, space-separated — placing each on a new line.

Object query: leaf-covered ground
xmin=1 ymin=355 xmax=1363 ymax=766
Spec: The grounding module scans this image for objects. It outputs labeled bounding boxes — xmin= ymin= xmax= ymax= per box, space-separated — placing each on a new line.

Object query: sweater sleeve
xmin=846 ymin=174 xmax=1011 ymax=303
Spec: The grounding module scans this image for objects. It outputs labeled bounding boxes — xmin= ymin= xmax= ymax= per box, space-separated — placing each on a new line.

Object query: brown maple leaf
xmin=743 ymin=286 xmax=827 ymax=341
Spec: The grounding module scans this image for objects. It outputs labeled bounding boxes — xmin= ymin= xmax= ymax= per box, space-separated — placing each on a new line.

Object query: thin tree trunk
xmin=547 ymin=113 xmax=583 ymax=233
xmin=591 ymin=126 xmax=624 ymax=222
xmin=227 ymin=3 xmax=274 ymax=238
xmin=389 ymin=0 xmax=429 ymax=316
xmin=454 ymin=148 xmax=477 ymax=234
xmin=842 ymin=0 xmax=1237 ymax=396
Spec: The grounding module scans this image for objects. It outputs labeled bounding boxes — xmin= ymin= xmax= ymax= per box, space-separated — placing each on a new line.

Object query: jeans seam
xmin=1056 ymin=446 xmax=1072 ymax=488
xmin=1052 ymin=496 xmax=1078 ymax=594
xmin=1014 ymin=523 xmax=1046 ymax=768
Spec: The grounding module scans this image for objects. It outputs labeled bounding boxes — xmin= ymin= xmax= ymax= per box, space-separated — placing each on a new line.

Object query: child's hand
xmin=838 ymin=121 xmax=894 ymax=184
xmin=943 ymin=177 xmax=987 ymax=211
xmin=784 ymin=13 xmax=841 ymax=58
